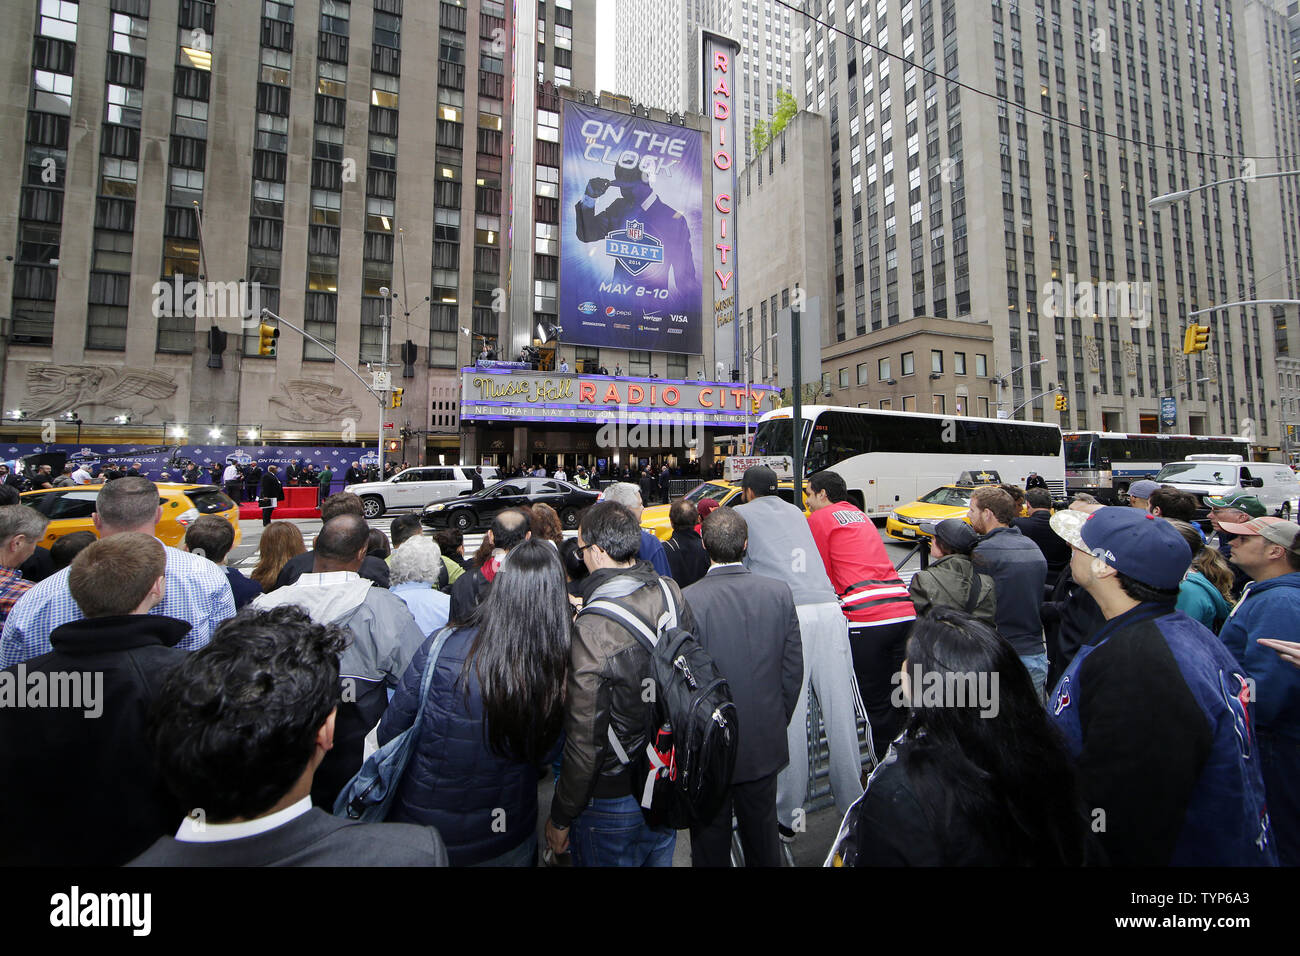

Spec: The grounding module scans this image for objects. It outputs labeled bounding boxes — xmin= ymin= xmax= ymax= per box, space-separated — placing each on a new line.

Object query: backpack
xmin=333 ymin=626 xmax=455 ymax=822
xmin=579 ymin=578 xmax=739 ymax=830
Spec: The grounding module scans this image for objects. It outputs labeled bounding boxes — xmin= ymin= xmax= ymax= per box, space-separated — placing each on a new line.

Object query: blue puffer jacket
xmin=377 ymin=626 xmax=538 ymax=866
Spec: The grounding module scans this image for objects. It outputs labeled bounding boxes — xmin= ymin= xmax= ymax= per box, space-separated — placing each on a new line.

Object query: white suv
xmin=347 ymin=465 xmax=499 ymax=519
xmin=1155 ymin=456 xmax=1300 ymax=520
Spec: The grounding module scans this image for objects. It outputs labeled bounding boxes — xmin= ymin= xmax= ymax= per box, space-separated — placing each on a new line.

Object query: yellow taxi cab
xmin=883 ymin=484 xmax=975 ymax=543
xmin=640 ymin=478 xmax=810 ymax=541
xmin=20 ymin=483 xmax=243 ymax=551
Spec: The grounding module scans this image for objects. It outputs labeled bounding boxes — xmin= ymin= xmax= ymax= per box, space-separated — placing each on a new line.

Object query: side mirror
xmin=1250 ymin=477 xmax=1264 ymax=488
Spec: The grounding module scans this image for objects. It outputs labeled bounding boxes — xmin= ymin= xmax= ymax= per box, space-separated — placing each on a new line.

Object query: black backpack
xmin=580 ymin=578 xmax=739 ymax=830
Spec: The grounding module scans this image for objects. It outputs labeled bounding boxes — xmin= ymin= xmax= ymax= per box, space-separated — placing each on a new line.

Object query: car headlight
xmin=895 ymin=516 xmax=919 ymax=526
xmin=426 ymin=503 xmax=446 ymax=513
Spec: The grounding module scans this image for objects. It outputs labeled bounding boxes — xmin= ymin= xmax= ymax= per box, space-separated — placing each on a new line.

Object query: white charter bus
xmin=750 ymin=405 xmax=1065 ymax=519
xmin=1063 ymin=431 xmax=1253 ymax=503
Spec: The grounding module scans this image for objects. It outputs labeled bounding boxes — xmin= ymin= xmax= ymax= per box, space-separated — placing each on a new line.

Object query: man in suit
xmin=243 ymin=462 xmax=262 ymax=503
xmin=344 ymin=461 xmax=364 ymax=486
xmin=259 ymin=465 xmax=282 ymax=527
xmin=130 ymin=606 xmax=448 ymax=866
xmin=470 ymin=465 xmax=485 ymax=494
xmin=682 ymin=508 xmax=803 ymax=867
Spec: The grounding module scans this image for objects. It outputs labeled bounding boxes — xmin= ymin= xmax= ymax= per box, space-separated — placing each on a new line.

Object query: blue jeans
xmin=570 ymin=794 xmax=676 ymax=867
xmin=1019 ymin=651 xmax=1049 ymax=702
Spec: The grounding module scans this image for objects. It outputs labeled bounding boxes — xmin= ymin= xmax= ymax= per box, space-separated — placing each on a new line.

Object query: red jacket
xmin=808 ymin=502 xmax=915 ymax=625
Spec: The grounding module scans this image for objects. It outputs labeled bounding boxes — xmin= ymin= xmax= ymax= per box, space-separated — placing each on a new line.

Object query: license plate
xmin=898 ymin=528 xmax=915 ymax=538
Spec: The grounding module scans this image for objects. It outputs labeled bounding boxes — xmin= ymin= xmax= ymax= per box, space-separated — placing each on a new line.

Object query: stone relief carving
xmin=269 ymin=379 xmax=363 ymax=425
xmin=24 ymin=365 xmax=178 ymax=419
xmin=1123 ymin=341 xmax=1138 ymax=376
xmin=1084 ymin=336 xmax=1101 ymax=373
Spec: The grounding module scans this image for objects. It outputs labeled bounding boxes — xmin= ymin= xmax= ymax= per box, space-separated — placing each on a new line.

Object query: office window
xmin=954 ymin=351 xmax=966 ymax=374
xmin=932 ymin=394 xmax=945 ymax=414
xmin=839 ymin=367 xmax=849 ymax=387
xmin=628 ymin=350 xmax=651 ymax=376
xmin=878 ymin=357 xmax=891 ymax=379
xmin=901 ymin=351 xmax=915 ymax=375
xmin=857 ymin=363 xmax=869 ymax=385
xmin=975 ymin=353 xmax=987 ymax=376
xmin=931 ymin=350 xmax=943 ymax=373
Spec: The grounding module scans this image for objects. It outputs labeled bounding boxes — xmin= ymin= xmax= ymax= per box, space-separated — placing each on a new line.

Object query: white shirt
xmin=71 ymin=468 xmax=90 ymax=485
xmin=223 ymin=464 xmax=240 ymax=483
xmin=175 ymin=796 xmax=313 ymax=842
xmin=555 ymin=470 xmax=567 ymax=481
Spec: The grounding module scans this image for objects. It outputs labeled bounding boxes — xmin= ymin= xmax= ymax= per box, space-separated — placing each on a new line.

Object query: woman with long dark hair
xmin=826 ymin=607 xmax=1094 ymax=866
xmin=377 ymin=539 xmax=571 ymax=865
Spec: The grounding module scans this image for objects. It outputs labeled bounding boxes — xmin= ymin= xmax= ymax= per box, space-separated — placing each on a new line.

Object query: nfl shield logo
xmin=626 ymin=220 xmax=644 ymax=241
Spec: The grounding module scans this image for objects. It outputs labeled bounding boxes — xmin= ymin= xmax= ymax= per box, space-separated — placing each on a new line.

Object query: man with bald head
xmin=448 ymin=507 xmax=532 ymax=624
xmin=252 ymin=512 xmax=426 ymax=808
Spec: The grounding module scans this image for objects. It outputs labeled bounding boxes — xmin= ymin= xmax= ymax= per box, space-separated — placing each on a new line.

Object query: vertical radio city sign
xmin=703 ymin=31 xmax=741 ymax=376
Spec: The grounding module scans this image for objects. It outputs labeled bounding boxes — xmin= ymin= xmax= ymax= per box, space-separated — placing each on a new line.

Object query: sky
xmin=594 ymin=0 xmax=616 ymax=93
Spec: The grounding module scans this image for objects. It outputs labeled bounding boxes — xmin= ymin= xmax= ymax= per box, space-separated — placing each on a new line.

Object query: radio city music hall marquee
xmin=460 ymin=369 xmax=780 ymax=427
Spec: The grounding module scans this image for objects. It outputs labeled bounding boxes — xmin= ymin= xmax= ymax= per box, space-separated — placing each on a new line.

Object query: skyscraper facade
xmin=0 ymin=0 xmax=594 ymax=455
xmin=797 ymin=0 xmax=1300 ymax=437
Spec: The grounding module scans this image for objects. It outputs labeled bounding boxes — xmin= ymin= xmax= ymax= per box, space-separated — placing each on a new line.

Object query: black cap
xmin=741 ymin=465 xmax=779 ymax=496
xmin=933 ymin=518 xmax=980 ymax=554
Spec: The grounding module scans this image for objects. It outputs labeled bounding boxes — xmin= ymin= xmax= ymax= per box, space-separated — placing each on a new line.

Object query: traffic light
xmin=1054 ymin=392 xmax=1068 ymax=411
xmin=1182 ymin=323 xmax=1209 ymax=354
xmin=390 ymin=387 xmax=404 ymax=409
xmin=385 ymin=440 xmax=399 ymax=452
xmin=257 ymin=323 xmax=279 ymax=356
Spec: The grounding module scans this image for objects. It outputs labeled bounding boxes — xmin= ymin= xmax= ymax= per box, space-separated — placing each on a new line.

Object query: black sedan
xmin=420 ymin=477 xmax=600 ymax=532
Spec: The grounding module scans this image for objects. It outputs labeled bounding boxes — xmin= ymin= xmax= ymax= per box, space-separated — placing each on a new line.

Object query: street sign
xmin=1160 ymin=396 xmax=1177 ymax=427
xmin=384 ymin=422 xmax=394 ymax=429
xmin=373 ymin=370 xmax=392 ymax=391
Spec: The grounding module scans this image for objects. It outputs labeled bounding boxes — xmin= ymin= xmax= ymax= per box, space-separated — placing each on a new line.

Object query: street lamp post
xmin=993 ymin=357 xmax=1048 ymax=418
xmin=1148 ymin=170 xmax=1300 ymax=210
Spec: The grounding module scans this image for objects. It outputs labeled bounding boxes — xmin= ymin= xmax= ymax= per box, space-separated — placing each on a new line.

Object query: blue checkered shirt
xmin=0 ymin=544 xmax=236 ymax=668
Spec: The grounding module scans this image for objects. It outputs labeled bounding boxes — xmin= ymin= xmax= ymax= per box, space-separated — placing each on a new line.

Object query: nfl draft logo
xmin=604 ymin=220 xmax=664 ymax=275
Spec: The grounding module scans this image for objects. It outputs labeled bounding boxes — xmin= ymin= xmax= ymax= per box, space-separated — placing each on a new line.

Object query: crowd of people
xmin=0 ymin=463 xmax=1297 ymax=869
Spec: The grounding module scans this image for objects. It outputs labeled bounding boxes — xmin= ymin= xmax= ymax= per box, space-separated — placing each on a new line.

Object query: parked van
xmin=1154 ymin=455 xmax=1300 ymax=519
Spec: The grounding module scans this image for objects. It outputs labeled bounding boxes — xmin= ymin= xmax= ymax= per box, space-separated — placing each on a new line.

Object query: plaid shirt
xmin=0 ymin=544 xmax=235 ymax=668
xmin=0 ymin=567 xmax=32 ymax=630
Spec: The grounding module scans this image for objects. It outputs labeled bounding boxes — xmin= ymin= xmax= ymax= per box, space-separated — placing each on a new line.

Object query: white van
xmin=347 ymin=465 xmax=499 ymax=519
xmin=1154 ymin=455 xmax=1300 ymax=519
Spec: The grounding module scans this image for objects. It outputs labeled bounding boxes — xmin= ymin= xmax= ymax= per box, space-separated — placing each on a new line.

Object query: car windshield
xmin=682 ymin=481 xmax=731 ymax=504
xmin=918 ymin=486 xmax=973 ymax=507
xmin=1155 ymin=462 xmax=1238 ymax=485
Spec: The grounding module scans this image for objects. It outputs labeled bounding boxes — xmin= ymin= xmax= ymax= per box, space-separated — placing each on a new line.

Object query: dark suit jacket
xmin=276 ymin=551 xmax=390 ymax=589
xmin=682 ymin=565 xmax=803 ymax=782
xmin=259 ymin=473 xmax=283 ymax=501
xmin=128 ymin=808 xmax=449 ymax=867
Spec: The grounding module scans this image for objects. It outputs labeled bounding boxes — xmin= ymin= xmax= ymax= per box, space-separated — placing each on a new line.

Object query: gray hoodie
xmin=734 ymin=494 xmax=838 ymax=607
xmin=252 ymin=571 xmax=428 ymax=807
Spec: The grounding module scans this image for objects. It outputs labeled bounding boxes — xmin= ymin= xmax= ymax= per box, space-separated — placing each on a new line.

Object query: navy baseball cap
xmin=1051 ymin=506 xmax=1192 ymax=590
